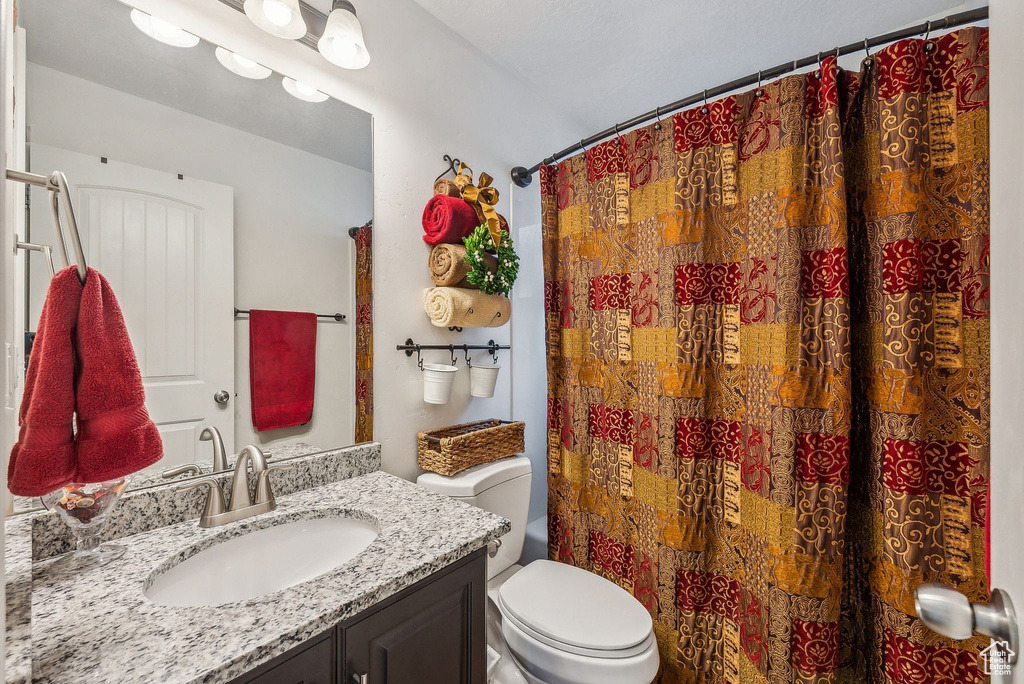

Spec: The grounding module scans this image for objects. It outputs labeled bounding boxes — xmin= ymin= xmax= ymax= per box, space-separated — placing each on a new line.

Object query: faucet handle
xmin=162 ymin=463 xmax=203 ymax=480
xmin=175 ymin=477 xmax=227 ymax=524
xmin=255 ymin=464 xmax=294 ymax=508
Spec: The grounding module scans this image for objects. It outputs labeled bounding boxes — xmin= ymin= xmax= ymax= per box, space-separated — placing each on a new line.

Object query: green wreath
xmin=462 ymin=224 xmax=519 ymax=296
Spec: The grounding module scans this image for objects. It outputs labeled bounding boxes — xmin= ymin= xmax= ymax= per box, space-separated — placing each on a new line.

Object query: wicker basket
xmin=418 ymin=419 xmax=525 ymax=476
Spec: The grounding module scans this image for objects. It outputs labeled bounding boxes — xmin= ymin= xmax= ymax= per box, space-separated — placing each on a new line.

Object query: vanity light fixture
xmin=129 ymin=9 xmax=200 ymax=48
xmin=243 ymin=0 xmax=307 ymax=40
xmin=318 ymin=0 xmax=370 ymax=69
xmin=215 ymin=47 xmax=272 ymax=80
xmin=282 ymin=76 xmax=329 ymax=103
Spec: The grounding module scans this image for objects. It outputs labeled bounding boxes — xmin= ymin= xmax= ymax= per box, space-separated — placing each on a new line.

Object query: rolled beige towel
xmin=433 ymin=178 xmax=462 ymax=198
xmin=428 ymin=244 xmax=497 ymax=288
xmin=424 ymin=287 xmax=511 ymax=328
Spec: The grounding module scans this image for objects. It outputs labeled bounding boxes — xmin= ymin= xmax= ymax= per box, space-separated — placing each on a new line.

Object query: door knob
xmin=213 ymin=390 xmax=230 ymax=405
xmin=915 ymin=584 xmax=1018 ymax=663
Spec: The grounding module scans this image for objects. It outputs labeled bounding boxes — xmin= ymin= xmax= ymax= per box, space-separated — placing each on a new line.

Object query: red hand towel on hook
xmin=7 ymin=267 xmax=81 ymax=495
xmin=75 ymin=268 xmax=163 ymax=483
xmin=8 ymin=267 xmax=163 ymax=496
xmin=249 ymin=310 xmax=317 ymax=431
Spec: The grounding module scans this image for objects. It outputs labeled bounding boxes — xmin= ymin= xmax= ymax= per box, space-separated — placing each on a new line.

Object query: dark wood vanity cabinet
xmin=229 ymin=548 xmax=487 ymax=684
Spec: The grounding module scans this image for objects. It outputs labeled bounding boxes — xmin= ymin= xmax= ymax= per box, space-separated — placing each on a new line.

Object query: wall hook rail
xmin=397 ymin=338 xmax=510 ymax=370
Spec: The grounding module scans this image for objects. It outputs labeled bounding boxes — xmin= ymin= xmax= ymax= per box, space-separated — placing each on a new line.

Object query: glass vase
xmin=41 ymin=477 xmax=131 ymax=575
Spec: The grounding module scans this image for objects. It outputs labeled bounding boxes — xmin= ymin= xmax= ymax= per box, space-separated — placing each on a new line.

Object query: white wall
xmin=510 ymin=184 xmax=547 ymax=523
xmin=989 ymin=1 xmax=1024 ymax=678
xmin=122 ymin=0 xmax=585 ymax=483
xmin=25 ymin=63 xmax=372 ymax=452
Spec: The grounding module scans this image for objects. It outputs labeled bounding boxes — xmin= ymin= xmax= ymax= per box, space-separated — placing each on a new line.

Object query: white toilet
xmin=418 ymin=456 xmax=660 ymax=684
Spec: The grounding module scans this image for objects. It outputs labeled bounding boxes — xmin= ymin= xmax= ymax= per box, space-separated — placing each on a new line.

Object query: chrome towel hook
xmin=6 ymin=168 xmax=87 ymax=283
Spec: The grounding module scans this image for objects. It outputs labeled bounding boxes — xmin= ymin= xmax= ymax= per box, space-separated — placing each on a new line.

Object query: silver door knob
xmin=915 ymin=584 xmax=1019 ymax=663
xmin=213 ymin=390 xmax=230 ymax=405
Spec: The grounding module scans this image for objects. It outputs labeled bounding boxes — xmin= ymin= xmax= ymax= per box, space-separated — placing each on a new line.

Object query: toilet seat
xmin=497 ymin=597 xmax=656 ymax=659
xmin=497 ymin=560 xmax=654 ymax=654
xmin=495 ymin=560 xmax=659 ymax=684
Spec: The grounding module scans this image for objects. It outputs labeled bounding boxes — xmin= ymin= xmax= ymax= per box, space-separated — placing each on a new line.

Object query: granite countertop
xmin=19 ymin=471 xmax=509 ymax=684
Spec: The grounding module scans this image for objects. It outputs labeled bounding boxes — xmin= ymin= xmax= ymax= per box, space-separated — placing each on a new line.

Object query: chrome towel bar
xmin=6 ymin=168 xmax=87 ymax=283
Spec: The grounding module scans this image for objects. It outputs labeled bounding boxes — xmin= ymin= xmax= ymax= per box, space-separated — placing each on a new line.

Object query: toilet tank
xmin=417 ymin=456 xmax=532 ymax=579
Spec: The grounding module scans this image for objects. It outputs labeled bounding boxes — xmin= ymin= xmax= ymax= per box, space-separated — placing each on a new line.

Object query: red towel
xmin=421 ymin=195 xmax=480 ymax=245
xmin=8 ymin=267 xmax=163 ymax=496
xmin=249 ymin=310 xmax=317 ymax=432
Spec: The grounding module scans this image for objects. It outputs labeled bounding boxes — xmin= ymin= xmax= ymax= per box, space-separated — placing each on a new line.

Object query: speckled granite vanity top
xmin=7 ymin=470 xmax=509 ymax=683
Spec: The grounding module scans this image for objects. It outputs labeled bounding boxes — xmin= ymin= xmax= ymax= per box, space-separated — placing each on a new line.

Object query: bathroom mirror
xmin=11 ymin=0 xmax=373 ymax=513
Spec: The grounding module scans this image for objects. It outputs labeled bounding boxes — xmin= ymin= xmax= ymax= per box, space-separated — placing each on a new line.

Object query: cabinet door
xmin=228 ymin=629 xmax=335 ymax=684
xmin=343 ymin=550 xmax=486 ymax=684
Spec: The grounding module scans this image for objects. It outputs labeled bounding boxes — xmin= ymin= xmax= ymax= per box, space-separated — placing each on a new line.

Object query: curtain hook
xmin=923 ymin=19 xmax=936 ymax=53
xmin=815 ymin=51 xmax=824 ymax=79
xmin=701 ymin=89 xmax=709 ymax=116
xmin=863 ymin=37 xmax=874 ymax=68
xmin=654 ymin=106 xmax=662 ymax=131
xmin=613 ymin=123 xmax=622 ymax=146
xmin=755 ymin=70 xmax=764 ymax=99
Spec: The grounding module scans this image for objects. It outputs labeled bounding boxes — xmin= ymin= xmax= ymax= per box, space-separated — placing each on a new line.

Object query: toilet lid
xmin=497 ymin=560 xmax=653 ymax=653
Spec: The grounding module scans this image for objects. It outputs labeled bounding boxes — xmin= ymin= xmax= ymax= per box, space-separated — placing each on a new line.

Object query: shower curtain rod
xmin=510 ymin=6 xmax=989 ymax=188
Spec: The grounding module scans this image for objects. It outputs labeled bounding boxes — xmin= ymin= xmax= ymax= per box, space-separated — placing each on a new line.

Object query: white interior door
xmin=27 ymin=145 xmax=234 ymax=474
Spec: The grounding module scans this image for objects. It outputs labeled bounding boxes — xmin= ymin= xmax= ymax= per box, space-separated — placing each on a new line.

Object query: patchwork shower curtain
xmin=354 ymin=222 xmax=373 ymax=443
xmin=540 ymin=28 xmax=989 ymax=683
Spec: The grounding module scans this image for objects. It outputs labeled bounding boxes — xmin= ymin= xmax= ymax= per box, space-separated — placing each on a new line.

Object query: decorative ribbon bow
xmin=455 ymin=163 xmax=502 ymax=246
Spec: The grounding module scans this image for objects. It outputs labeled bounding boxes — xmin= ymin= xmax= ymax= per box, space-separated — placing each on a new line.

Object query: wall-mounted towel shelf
xmin=397 ymin=338 xmax=510 ymax=369
xmin=234 ymin=308 xmax=346 ymax=322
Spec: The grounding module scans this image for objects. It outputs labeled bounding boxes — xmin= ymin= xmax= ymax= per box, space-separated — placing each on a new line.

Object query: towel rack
xmin=234 ymin=308 xmax=346 ymax=322
xmin=6 ymin=169 xmax=87 ymax=283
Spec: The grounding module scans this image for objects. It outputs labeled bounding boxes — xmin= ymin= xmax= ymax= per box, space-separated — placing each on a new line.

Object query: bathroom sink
xmin=144 ymin=516 xmax=379 ymax=607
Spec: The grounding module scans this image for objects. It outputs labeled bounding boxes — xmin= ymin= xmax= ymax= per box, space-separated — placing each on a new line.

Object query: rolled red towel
xmin=422 ymin=195 xmax=480 ymax=245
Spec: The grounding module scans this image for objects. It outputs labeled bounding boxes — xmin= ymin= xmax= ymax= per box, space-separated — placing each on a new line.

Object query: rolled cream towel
xmin=428 ymin=244 xmax=497 ymax=288
xmin=424 ymin=287 xmax=511 ymax=328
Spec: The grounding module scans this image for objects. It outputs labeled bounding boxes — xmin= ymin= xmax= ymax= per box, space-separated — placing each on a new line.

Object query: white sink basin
xmin=145 ymin=516 xmax=378 ymax=607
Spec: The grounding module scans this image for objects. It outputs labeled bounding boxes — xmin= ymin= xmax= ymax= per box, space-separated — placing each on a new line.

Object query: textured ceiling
xmin=19 ymin=0 xmax=372 ymax=171
xmin=411 ymin=0 xmax=985 ymax=141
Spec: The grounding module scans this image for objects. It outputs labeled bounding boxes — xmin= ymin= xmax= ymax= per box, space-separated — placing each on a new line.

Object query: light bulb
xmin=232 ymin=53 xmax=258 ymax=69
xmin=326 ymin=37 xmax=358 ymax=64
xmin=244 ymin=0 xmax=306 ymax=40
xmin=317 ymin=2 xmax=369 ymax=69
xmin=263 ymin=0 xmax=293 ymax=27
xmin=215 ymin=47 xmax=272 ymax=79
xmin=130 ymin=9 xmax=200 ymax=48
xmin=282 ymin=77 xmax=329 ymax=102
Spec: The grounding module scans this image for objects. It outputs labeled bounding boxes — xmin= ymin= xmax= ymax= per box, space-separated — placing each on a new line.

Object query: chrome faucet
xmin=175 ymin=444 xmax=291 ymax=528
xmin=200 ymin=426 xmax=229 ymax=472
